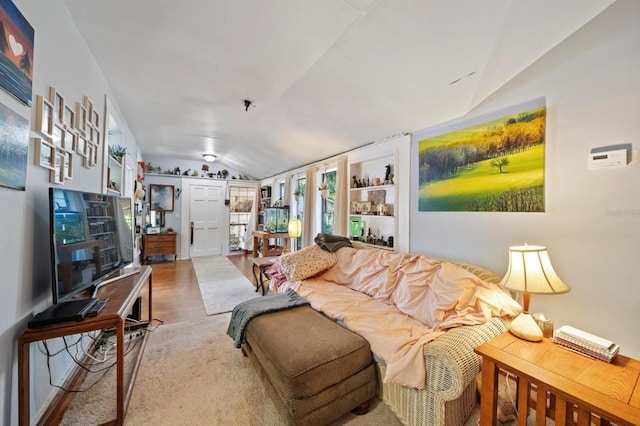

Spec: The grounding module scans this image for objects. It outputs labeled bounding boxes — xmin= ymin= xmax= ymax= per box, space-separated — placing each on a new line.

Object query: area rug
xmin=59 ymin=314 xmax=495 ymax=426
xmin=192 ymin=255 xmax=260 ymax=315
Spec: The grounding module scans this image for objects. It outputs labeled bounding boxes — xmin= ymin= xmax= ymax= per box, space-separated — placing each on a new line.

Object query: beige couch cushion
xmin=279 ymin=245 xmax=337 ymax=282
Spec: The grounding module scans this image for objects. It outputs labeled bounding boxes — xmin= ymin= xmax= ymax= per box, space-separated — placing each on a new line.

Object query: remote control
xmin=87 ymin=298 xmax=109 ymax=317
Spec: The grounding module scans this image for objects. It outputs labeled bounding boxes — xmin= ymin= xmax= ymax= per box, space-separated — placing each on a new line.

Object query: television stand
xmin=18 ymin=266 xmax=153 ymax=426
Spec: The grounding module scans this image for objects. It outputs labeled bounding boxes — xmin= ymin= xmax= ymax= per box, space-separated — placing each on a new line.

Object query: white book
xmin=554 ymin=325 xmax=614 ymax=351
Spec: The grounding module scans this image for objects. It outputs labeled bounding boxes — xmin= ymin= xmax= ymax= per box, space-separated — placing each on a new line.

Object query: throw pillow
xmin=279 ymin=245 xmax=337 ymax=282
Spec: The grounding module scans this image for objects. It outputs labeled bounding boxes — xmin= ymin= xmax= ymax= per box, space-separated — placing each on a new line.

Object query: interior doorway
xmin=188 ymin=183 xmax=224 ymax=257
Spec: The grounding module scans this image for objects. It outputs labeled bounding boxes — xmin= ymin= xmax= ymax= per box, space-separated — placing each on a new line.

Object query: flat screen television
xmin=49 ymin=188 xmax=134 ymax=303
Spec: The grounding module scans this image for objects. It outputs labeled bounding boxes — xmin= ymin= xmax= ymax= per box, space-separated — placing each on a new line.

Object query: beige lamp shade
xmin=501 ymin=244 xmax=570 ymax=342
xmin=288 ymin=218 xmax=302 ymax=239
xmin=501 ymin=245 xmax=570 ymax=300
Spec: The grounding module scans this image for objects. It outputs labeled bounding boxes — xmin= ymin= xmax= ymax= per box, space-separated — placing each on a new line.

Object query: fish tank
xmin=263 ymin=207 xmax=289 ymax=233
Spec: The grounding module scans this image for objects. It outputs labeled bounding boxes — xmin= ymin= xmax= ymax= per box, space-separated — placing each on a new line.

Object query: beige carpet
xmin=132 ymin=314 xmax=407 ymax=425
xmin=60 ymin=313 xmax=496 ymax=425
xmin=192 ymin=255 xmax=260 ymax=315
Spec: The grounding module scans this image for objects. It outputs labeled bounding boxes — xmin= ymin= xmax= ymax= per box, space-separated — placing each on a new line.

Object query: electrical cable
xmin=42 ymin=330 xmax=143 ymax=393
xmin=504 ymin=372 xmax=518 ymax=418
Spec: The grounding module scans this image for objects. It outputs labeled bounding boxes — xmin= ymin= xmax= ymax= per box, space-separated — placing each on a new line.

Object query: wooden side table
xmin=251 ymin=256 xmax=278 ymax=295
xmin=19 ymin=267 xmax=153 ymax=425
xmin=475 ymin=332 xmax=640 ymax=426
xmin=252 ymin=230 xmax=289 ymax=257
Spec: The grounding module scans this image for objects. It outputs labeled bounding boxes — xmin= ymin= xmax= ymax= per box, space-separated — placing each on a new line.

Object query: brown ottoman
xmin=243 ymin=305 xmax=376 ymax=425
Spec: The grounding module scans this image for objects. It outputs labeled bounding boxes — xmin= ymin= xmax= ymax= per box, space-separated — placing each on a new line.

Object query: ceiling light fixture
xmin=203 ymin=154 xmax=217 ymax=162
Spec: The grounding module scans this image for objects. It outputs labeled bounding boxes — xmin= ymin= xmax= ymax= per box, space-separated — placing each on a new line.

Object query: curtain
xmin=283 ymin=173 xmax=292 ymax=207
xmin=302 ymin=166 xmax=317 ymax=247
xmin=333 ymin=156 xmax=348 ymax=236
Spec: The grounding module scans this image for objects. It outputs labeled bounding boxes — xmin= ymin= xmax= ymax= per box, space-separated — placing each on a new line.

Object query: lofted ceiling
xmin=62 ymin=0 xmax=615 ymax=180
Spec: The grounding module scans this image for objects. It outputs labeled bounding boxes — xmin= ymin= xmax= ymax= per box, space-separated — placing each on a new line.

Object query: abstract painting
xmin=0 ymin=101 xmax=29 ymax=190
xmin=0 ymin=0 xmax=34 ymax=106
xmin=149 ymin=184 xmax=175 ymax=211
xmin=417 ymin=99 xmax=546 ymax=212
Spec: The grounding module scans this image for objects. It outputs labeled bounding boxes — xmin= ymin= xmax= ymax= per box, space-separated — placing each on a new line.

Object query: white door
xmin=189 ymin=184 xmax=224 ymax=257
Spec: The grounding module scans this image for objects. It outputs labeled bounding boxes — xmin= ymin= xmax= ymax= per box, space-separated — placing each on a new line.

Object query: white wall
xmin=0 ymin=1 xmax=139 ymax=424
xmin=411 ymin=1 xmax=640 ymax=359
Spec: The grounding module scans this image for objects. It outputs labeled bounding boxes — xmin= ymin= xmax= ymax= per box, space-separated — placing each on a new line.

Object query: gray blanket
xmin=226 ymin=289 xmax=309 ymax=348
xmin=314 ymin=233 xmax=352 ymax=252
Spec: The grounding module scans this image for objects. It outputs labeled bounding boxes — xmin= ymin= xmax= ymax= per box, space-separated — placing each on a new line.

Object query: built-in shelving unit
xmin=106 ymin=155 xmax=123 ymax=195
xmin=258 ymin=184 xmax=272 ymax=230
xmin=348 ymin=151 xmax=398 ymax=250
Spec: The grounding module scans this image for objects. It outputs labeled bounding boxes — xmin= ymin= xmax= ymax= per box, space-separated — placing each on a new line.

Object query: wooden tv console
xmin=18 ymin=266 xmax=153 ymax=426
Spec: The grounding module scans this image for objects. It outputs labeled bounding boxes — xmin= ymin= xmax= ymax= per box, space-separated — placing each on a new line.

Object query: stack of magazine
xmin=553 ymin=325 xmax=620 ymax=362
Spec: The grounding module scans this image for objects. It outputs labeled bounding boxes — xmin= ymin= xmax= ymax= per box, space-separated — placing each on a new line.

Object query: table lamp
xmin=501 ymin=244 xmax=570 ymax=341
xmin=288 ymin=218 xmax=302 ymax=252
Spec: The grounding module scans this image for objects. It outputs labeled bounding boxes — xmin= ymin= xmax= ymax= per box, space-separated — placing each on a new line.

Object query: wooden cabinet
xmin=142 ymin=232 xmax=177 ymax=262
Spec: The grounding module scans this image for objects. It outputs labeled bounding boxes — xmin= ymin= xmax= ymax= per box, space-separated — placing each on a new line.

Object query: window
xmin=320 ymin=170 xmax=336 ymax=234
xmin=294 ymin=177 xmax=305 ymax=250
xmin=277 ymin=181 xmax=285 ymax=206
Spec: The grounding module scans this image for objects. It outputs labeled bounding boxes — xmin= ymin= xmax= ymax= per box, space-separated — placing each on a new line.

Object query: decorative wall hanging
xmin=149 ymin=184 xmax=175 ymax=211
xmin=416 ymin=98 xmax=546 ymax=212
xmin=32 ymin=87 xmax=102 ymax=183
xmin=137 ymin=161 xmax=145 ymax=182
xmin=0 ymin=101 xmax=29 ymax=190
xmin=0 ymin=0 xmax=34 ymax=106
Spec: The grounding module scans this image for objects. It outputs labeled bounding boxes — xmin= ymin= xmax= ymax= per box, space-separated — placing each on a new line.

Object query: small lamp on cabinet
xmin=288 ymin=218 xmax=302 ymax=252
xmin=501 ymin=244 xmax=570 ymax=341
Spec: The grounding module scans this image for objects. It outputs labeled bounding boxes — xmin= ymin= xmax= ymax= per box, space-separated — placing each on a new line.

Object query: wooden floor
xmin=148 ymin=252 xmax=256 ymax=324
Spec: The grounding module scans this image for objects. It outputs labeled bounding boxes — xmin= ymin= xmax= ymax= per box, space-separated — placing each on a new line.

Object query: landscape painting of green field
xmin=418 ymin=104 xmax=546 ymax=212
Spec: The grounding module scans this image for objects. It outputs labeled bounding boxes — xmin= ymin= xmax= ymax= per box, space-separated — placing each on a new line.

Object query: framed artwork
xmin=49 ymin=149 xmax=65 ymax=184
xmin=49 ymin=86 xmax=64 ymax=125
xmin=350 ymin=200 xmax=371 ymax=215
xmin=89 ymin=124 xmax=100 ymax=144
xmin=35 ymin=95 xmax=53 ymax=138
xmin=0 ymin=101 xmax=29 ymax=190
xmin=64 ymin=130 xmax=76 ymax=153
xmin=416 ymin=98 xmax=546 ymax=212
xmin=0 ymin=0 xmax=34 ymax=106
xmin=91 ymin=108 xmax=99 ymax=127
xmin=83 ymin=96 xmax=93 ymax=123
xmin=83 ymin=142 xmax=93 ymax=167
xmin=76 ymin=101 xmax=87 ymax=135
xmin=76 ymin=134 xmax=87 ymax=158
xmin=63 ymin=104 xmax=75 ymax=130
xmin=84 ymin=142 xmax=97 ymax=167
xmin=63 ymin=151 xmax=73 ymax=180
xmin=51 ymin=123 xmax=64 ymax=148
xmin=35 ymin=139 xmax=54 ymax=170
xmin=149 ymin=184 xmax=175 ymax=211
xmin=91 ymin=141 xmax=98 ymax=165
xmin=367 ymin=189 xmax=386 ymax=207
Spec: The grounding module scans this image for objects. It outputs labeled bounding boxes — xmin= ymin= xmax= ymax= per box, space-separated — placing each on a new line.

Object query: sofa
xmin=266 ymin=242 xmax=522 ymax=426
